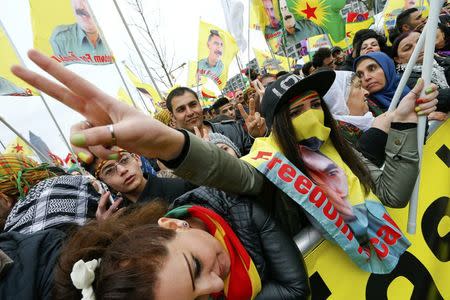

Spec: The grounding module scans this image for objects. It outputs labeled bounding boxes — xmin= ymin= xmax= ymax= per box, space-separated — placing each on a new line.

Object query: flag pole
xmin=0 ymin=138 xmax=6 ymax=151
xmin=0 ymin=20 xmax=76 ymax=160
xmin=86 ymin=1 xmax=139 ymax=110
xmin=247 ymin=0 xmax=252 ymax=84
xmin=112 ymin=0 xmax=164 ymax=101
xmin=0 ymin=116 xmax=52 ymax=163
xmin=406 ymin=0 xmax=442 ymax=234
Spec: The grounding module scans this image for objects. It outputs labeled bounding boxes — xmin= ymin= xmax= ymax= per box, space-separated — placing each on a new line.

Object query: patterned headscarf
xmin=0 ymin=154 xmax=56 ymax=200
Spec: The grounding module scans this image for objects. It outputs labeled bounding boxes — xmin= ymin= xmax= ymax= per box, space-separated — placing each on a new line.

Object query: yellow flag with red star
xmin=4 ymin=137 xmax=34 ymax=156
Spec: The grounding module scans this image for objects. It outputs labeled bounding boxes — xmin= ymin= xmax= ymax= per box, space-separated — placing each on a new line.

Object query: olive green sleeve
xmin=361 ymin=127 xmax=419 ymax=208
xmin=173 ymin=132 xmax=264 ymax=195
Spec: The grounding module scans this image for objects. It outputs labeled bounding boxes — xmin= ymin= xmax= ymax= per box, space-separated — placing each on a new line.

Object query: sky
xmin=0 ymin=0 xmax=267 ymax=160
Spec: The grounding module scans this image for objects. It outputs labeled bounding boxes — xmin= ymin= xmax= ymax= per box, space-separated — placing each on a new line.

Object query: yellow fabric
xmin=116 ymin=87 xmax=134 ymax=107
xmin=345 ymin=18 xmax=375 ymax=47
xmin=249 ymin=0 xmax=268 ymax=32
xmin=307 ymin=34 xmax=332 ymax=52
xmin=253 ymin=48 xmax=294 ymax=74
xmin=0 ymin=24 xmax=37 ymax=95
xmin=187 ymin=60 xmax=207 ymax=87
xmin=291 ymin=109 xmax=331 ymax=142
xmin=4 ymin=137 xmax=34 ymax=156
xmin=29 ymin=0 xmax=76 ymax=56
xmin=197 ymin=20 xmax=238 ymax=90
xmin=124 ymin=65 xmax=163 ymax=112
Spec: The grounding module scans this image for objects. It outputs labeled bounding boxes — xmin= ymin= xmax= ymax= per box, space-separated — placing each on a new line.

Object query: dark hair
xmin=212 ymin=97 xmax=230 ymax=114
xmin=312 ymin=47 xmax=332 ymax=68
xmin=260 ymin=73 xmax=276 ymax=81
xmin=208 ymin=29 xmax=221 ymax=42
xmin=275 ymin=71 xmax=289 ymax=78
xmin=302 ymin=62 xmax=314 ymax=76
xmin=166 ymin=87 xmax=199 ymax=113
xmin=271 ymin=96 xmax=373 ymax=194
xmin=396 ymin=8 xmax=419 ymax=32
xmin=391 ymin=30 xmax=417 ymax=62
xmin=436 ymin=23 xmax=450 ymax=49
xmin=353 ymin=29 xmax=390 ymax=58
xmin=53 ymin=201 xmax=172 ymax=300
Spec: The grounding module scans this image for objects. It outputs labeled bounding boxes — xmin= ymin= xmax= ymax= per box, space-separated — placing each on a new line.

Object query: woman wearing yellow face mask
xmin=12 ymin=51 xmax=439 ymax=275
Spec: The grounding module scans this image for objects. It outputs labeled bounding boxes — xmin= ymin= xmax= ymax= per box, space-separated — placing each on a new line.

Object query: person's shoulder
xmin=51 ymin=23 xmax=77 ymax=40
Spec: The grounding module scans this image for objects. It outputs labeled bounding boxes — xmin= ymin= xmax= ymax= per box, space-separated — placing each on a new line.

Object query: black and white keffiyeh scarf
xmin=4 ymin=175 xmax=100 ymax=234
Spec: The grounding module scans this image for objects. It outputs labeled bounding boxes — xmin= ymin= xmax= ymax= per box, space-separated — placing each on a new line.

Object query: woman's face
xmin=347 ymin=77 xmax=369 ymax=116
xmin=155 ymin=219 xmax=231 ymax=300
xmin=394 ymin=32 xmax=423 ymax=64
xmin=436 ymin=27 xmax=446 ymax=50
xmin=355 ymin=58 xmax=386 ymax=94
xmin=288 ymin=90 xmax=322 ymax=119
xmin=360 ymin=38 xmax=380 ymax=55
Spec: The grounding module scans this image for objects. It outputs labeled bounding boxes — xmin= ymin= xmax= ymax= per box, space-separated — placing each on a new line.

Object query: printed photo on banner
xmin=261 ymin=0 xmax=283 ymax=52
xmin=30 ymin=0 xmax=113 ymax=65
xmin=383 ymin=0 xmax=429 ymax=33
xmin=0 ymin=23 xmax=35 ymax=96
xmin=197 ymin=21 xmax=238 ymax=90
xmin=253 ymin=48 xmax=293 ymax=74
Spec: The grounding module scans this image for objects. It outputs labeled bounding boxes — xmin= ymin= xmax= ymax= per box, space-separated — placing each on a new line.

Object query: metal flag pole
xmin=247 ymin=0 xmax=252 ymax=83
xmin=407 ymin=0 xmax=442 ymax=234
xmin=0 ymin=137 xmax=6 ymax=151
xmin=0 ymin=19 xmax=75 ymax=159
xmin=0 ymin=116 xmax=52 ymax=163
xmin=112 ymin=0 xmax=164 ymax=101
xmin=86 ymin=0 xmax=139 ymax=110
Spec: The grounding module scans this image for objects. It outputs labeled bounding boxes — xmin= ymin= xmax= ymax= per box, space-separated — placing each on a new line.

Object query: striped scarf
xmin=166 ymin=205 xmax=262 ymax=300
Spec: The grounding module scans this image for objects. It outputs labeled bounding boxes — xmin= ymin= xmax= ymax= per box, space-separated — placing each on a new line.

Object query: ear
xmin=158 ymin=217 xmax=186 ymax=230
xmin=402 ymin=24 xmax=410 ymax=32
xmin=393 ymin=56 xmax=400 ymax=64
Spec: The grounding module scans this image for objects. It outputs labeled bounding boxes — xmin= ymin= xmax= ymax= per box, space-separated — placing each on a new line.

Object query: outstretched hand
xmin=237 ymin=98 xmax=267 ymax=138
xmin=193 ymin=126 xmax=210 ymax=141
xmin=11 ymin=50 xmax=184 ymax=163
xmin=394 ymin=78 xmax=439 ymax=123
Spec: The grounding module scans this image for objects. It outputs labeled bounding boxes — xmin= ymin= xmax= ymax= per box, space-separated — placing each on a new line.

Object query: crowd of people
xmin=0 ymin=4 xmax=448 ymax=300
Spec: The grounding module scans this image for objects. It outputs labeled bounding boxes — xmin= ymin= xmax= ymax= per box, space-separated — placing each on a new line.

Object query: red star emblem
xmin=13 ymin=144 xmax=23 ymax=153
xmin=302 ymin=2 xmax=317 ymax=20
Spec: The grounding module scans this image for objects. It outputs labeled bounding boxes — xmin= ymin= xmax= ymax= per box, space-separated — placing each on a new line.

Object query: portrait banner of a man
xmin=197 ymin=21 xmax=238 ymax=90
xmin=282 ymin=0 xmax=346 ymax=48
xmin=383 ymin=0 xmax=429 ymax=40
xmin=253 ymin=48 xmax=294 ymax=74
xmin=30 ymin=0 xmax=114 ymax=66
xmin=0 ymin=22 xmax=35 ymax=96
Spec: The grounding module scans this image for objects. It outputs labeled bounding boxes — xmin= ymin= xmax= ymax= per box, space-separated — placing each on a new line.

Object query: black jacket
xmin=135 ymin=174 xmax=196 ymax=204
xmin=172 ymin=187 xmax=310 ymax=300
xmin=207 ymin=120 xmax=254 ymax=155
xmin=0 ymin=229 xmax=65 ymax=300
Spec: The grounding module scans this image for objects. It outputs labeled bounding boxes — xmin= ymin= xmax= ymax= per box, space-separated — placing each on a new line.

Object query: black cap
xmin=261 ymin=71 xmax=336 ymax=129
xmin=331 ymin=46 xmax=343 ymax=55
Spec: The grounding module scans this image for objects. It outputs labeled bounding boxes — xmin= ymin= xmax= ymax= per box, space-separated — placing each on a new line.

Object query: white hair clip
xmin=70 ymin=258 xmax=101 ymax=300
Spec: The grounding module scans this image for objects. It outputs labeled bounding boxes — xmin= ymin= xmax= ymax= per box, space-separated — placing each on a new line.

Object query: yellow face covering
xmin=291 ymin=109 xmax=331 ymax=143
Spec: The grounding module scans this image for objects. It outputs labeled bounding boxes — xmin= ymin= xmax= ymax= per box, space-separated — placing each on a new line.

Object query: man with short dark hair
xmin=198 ymin=30 xmax=224 ymax=78
xmin=312 ymin=47 xmax=335 ymax=69
xmin=331 ymin=46 xmax=345 ymax=66
xmin=166 ymin=87 xmax=257 ymax=154
xmin=212 ymin=97 xmax=236 ymax=120
xmin=396 ymin=8 xmax=427 ymax=33
xmin=301 ymin=62 xmax=315 ymax=77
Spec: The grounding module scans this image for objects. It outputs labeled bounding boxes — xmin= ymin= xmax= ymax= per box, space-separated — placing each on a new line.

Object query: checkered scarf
xmin=0 ymin=154 xmax=55 ymax=200
xmin=4 ymin=175 xmax=100 ymax=234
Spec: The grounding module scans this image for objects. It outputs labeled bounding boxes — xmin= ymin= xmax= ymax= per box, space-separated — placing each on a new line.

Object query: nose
xmin=116 ymin=164 xmax=128 ymax=175
xmin=185 ymin=107 xmax=195 ymax=116
xmin=362 ymin=87 xmax=369 ymax=98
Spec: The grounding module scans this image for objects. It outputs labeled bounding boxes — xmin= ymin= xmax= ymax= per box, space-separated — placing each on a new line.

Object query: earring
xmin=182 ymin=221 xmax=189 ymax=228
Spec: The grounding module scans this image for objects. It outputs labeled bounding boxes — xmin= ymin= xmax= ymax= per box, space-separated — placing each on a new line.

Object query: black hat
xmin=261 ymin=71 xmax=336 ymax=129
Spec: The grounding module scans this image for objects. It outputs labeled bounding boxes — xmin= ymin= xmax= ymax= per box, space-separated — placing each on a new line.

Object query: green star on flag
xmin=286 ymin=0 xmax=346 ymax=41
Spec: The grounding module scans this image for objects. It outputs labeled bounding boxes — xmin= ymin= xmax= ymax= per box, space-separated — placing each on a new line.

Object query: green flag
xmin=285 ymin=0 xmax=346 ymax=42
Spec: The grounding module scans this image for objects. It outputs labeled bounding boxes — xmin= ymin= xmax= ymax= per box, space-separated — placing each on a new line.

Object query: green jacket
xmin=173 ymin=127 xmax=419 ymax=236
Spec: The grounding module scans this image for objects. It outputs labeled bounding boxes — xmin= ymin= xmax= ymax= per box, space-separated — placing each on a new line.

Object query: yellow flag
xmin=307 ymin=34 xmax=332 ymax=53
xmin=0 ymin=23 xmax=36 ymax=96
xmin=4 ymin=137 xmax=34 ymax=156
xmin=124 ymin=65 xmax=164 ymax=112
xmin=187 ymin=60 xmax=207 ymax=87
xmin=251 ymin=0 xmax=282 ymax=54
xmin=249 ymin=0 xmax=268 ymax=32
xmin=253 ymin=48 xmax=294 ymax=74
xmin=197 ymin=20 xmax=238 ymax=90
xmin=116 ymin=88 xmax=134 ymax=107
xmin=345 ymin=17 xmax=374 ymax=48
xmin=29 ymin=0 xmax=113 ymax=65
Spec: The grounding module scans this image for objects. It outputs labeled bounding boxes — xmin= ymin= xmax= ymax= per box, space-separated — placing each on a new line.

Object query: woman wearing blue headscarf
xmin=353 ymin=52 xmax=410 ymax=110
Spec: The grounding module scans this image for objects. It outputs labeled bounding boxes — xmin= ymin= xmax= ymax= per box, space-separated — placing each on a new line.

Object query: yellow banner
xmin=253 ymin=48 xmax=294 ymax=74
xmin=116 ymin=87 xmax=134 ymax=107
xmin=4 ymin=136 xmax=34 ymax=156
xmin=197 ymin=20 xmax=238 ymax=90
xmin=330 ymin=18 xmax=374 ymax=51
xmin=124 ymin=65 xmax=164 ymax=112
xmin=29 ymin=0 xmax=113 ymax=65
xmin=0 ymin=24 xmax=36 ymax=96
xmin=307 ymin=34 xmax=331 ymax=52
xmin=304 ymin=120 xmax=450 ymax=299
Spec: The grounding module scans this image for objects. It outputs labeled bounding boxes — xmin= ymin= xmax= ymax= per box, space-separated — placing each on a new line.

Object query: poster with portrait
xmin=29 ymin=0 xmax=114 ymax=65
xmin=197 ymin=20 xmax=238 ymax=90
xmin=0 ymin=22 xmax=36 ymax=96
xmin=383 ymin=0 xmax=429 ymax=38
xmin=250 ymin=0 xmax=283 ymax=53
xmin=253 ymin=48 xmax=294 ymax=74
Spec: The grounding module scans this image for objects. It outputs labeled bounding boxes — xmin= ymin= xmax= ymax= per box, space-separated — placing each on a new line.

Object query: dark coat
xmin=207 ymin=120 xmax=254 ymax=155
xmin=172 ymin=186 xmax=310 ymax=300
xmin=0 ymin=229 xmax=65 ymax=300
